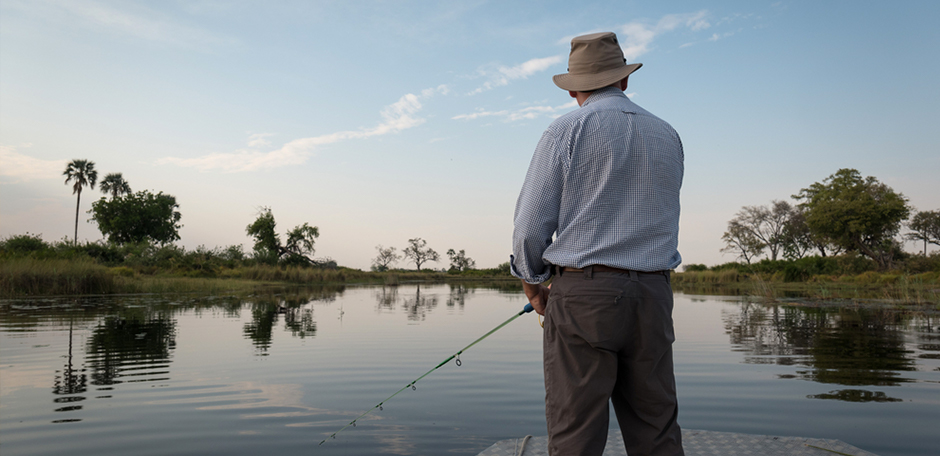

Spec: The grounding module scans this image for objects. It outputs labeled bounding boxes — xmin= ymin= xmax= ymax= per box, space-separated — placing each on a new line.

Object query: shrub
xmin=835 ymin=253 xmax=878 ymax=275
xmin=897 ymin=252 xmax=940 ymax=274
xmin=0 ymin=233 xmax=50 ymax=256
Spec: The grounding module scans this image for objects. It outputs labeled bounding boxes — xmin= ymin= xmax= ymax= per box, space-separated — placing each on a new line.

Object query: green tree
xmin=99 ymin=173 xmax=132 ymax=199
xmin=906 ymin=209 xmax=940 ymax=255
xmin=721 ymin=219 xmax=764 ymax=264
xmin=371 ymin=245 xmax=401 ymax=272
xmin=245 ymin=207 xmax=281 ymax=263
xmin=63 ymin=159 xmax=98 ymax=244
xmin=245 ymin=207 xmax=319 ymax=265
xmin=783 ymin=207 xmax=826 ymax=260
xmin=794 ymin=168 xmax=910 ymax=270
xmin=89 ymin=190 xmax=182 ymax=244
xmin=446 ymin=248 xmax=475 ymax=272
xmin=284 ymin=223 xmax=320 ymax=264
xmin=402 ymin=237 xmax=439 ymax=271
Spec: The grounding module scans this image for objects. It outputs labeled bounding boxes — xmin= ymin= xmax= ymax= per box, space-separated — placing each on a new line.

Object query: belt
xmin=554 ymin=265 xmax=668 ymax=276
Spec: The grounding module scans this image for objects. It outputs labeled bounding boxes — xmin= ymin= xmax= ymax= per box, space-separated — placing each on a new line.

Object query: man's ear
xmin=618 ymin=77 xmax=629 ymax=91
xmin=569 ymin=91 xmax=578 ymax=98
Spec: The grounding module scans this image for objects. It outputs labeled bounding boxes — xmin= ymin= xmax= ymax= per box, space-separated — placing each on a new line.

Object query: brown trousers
xmin=543 ymin=267 xmax=684 ymax=456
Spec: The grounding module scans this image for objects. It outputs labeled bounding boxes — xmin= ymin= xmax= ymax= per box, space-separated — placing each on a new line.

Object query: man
xmin=511 ymin=32 xmax=685 ymax=456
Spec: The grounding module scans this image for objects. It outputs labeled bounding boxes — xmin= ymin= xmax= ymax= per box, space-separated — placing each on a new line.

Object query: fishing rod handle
xmin=523 ymin=303 xmax=534 ymax=313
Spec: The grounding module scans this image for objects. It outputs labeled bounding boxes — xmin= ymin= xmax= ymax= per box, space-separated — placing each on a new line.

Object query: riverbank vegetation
xmin=3 ymin=232 xmax=937 ymax=304
xmin=0 ymin=234 xmax=512 ymax=297
xmin=676 ymin=254 xmax=940 ymax=304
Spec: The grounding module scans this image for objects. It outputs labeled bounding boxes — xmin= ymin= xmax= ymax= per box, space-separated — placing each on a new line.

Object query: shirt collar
xmin=581 ymin=86 xmax=626 ymax=107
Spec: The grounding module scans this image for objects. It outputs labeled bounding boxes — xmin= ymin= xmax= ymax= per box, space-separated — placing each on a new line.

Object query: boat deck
xmin=477 ymin=429 xmax=879 ymax=456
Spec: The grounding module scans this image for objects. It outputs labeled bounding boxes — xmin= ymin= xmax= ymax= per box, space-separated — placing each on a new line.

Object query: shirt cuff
xmin=509 ymin=254 xmax=553 ymax=284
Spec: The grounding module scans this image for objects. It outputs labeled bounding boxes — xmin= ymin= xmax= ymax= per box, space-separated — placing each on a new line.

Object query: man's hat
xmin=553 ymin=32 xmax=642 ymax=92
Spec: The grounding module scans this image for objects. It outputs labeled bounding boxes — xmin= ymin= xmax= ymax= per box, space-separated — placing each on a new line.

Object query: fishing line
xmin=318 ymin=302 xmax=535 ymax=446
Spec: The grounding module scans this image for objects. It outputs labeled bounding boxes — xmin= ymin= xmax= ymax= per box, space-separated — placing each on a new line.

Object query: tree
xmin=63 ymin=159 xmax=98 ymax=244
xmin=728 ymin=200 xmax=793 ymax=261
xmin=89 ymin=190 xmax=182 ymax=244
xmin=780 ymin=208 xmax=815 ymax=260
xmin=794 ymin=168 xmax=910 ymax=270
xmin=402 ymin=238 xmax=439 ymax=271
xmin=245 ymin=207 xmax=280 ymax=263
xmin=721 ymin=219 xmax=764 ymax=264
xmin=446 ymin=248 xmax=475 ymax=272
xmin=372 ymin=245 xmax=401 ymax=272
xmin=99 ymin=173 xmax=132 ymax=199
xmin=906 ymin=209 xmax=940 ymax=255
xmin=245 ymin=207 xmax=319 ymax=265
xmin=284 ymin=223 xmax=319 ymax=264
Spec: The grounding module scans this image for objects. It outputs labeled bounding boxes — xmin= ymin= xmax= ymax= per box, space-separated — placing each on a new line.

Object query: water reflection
xmin=808 ymin=389 xmax=903 ymax=402
xmin=1 ymin=286 xmax=348 ymax=428
xmin=374 ymin=286 xmax=399 ymax=310
xmin=52 ymin=319 xmax=87 ymax=422
xmin=401 ymin=285 xmax=438 ymax=321
xmin=240 ymin=288 xmax=339 ymax=353
xmin=721 ymin=300 xmax=936 ymax=401
xmin=243 ymin=298 xmax=318 ymax=354
xmin=87 ymin=313 xmax=177 ymax=386
xmin=447 ymin=284 xmax=472 ymax=308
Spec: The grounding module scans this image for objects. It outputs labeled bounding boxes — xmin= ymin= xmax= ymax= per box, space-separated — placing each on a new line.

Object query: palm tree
xmin=99 ymin=173 xmax=131 ymax=199
xmin=63 ymin=159 xmax=98 ymax=244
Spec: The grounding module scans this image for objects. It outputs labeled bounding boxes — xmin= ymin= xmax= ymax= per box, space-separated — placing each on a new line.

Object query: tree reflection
xmin=243 ymin=292 xmax=323 ymax=354
xmin=808 ymin=389 xmax=902 ymax=402
xmin=244 ymin=303 xmax=278 ymax=353
xmin=52 ymin=318 xmax=87 ymax=421
xmin=86 ymin=312 xmax=176 ymax=387
xmin=401 ymin=285 xmax=438 ymax=321
xmin=447 ymin=284 xmax=472 ymax=308
xmin=374 ymin=286 xmax=399 ymax=310
xmin=722 ymin=301 xmax=918 ymax=401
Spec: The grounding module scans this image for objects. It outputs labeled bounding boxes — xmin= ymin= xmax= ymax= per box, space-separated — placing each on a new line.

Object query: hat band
xmin=567 ymin=56 xmax=627 ymax=75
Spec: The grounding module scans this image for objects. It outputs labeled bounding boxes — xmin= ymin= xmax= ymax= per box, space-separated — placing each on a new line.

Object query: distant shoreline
xmin=2 ymin=257 xmax=938 ymax=305
xmin=0 ymin=257 xmax=516 ymax=298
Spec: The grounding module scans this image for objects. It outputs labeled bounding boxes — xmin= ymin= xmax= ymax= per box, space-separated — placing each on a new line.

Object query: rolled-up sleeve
xmin=511 ymin=130 xmax=565 ymax=284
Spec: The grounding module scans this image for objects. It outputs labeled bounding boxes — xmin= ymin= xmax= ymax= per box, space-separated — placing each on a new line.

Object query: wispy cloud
xmin=0 ymin=145 xmax=66 ymax=183
xmin=453 ymin=100 xmax=578 ymax=122
xmin=708 ymin=31 xmax=736 ymax=42
xmin=618 ymin=11 xmax=710 ymax=60
xmin=469 ymin=56 xmax=564 ymax=94
xmin=7 ymin=0 xmax=235 ymax=50
xmin=159 ymin=86 xmax=449 ymax=172
xmin=247 ymin=133 xmax=274 ymax=148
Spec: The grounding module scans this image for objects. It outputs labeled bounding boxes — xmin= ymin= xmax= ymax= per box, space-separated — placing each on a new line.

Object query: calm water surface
xmin=1 ymin=284 xmax=937 ymax=456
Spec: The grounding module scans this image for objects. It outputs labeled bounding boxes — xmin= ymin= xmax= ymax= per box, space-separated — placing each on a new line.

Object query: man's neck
xmin=570 ymin=86 xmax=622 ymax=107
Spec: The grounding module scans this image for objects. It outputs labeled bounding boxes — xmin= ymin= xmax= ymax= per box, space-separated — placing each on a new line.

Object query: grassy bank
xmin=0 ymin=257 xmax=513 ymax=297
xmin=673 ymin=269 xmax=940 ymax=304
xmin=0 ymin=257 xmax=118 ymax=296
xmin=3 ymin=234 xmax=937 ymax=302
xmin=4 ymin=255 xmax=938 ymax=305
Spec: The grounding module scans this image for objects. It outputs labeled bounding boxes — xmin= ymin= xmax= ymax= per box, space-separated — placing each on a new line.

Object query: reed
xmin=114 ymin=276 xmax=264 ymax=294
xmin=673 ymin=270 xmax=940 ymax=304
xmin=225 ymin=264 xmax=372 ymax=284
xmin=673 ymin=269 xmax=740 ymax=284
xmin=0 ymin=258 xmax=116 ymax=296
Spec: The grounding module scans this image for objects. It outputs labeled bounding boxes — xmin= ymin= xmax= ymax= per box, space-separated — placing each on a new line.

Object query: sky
xmin=1 ymin=0 xmax=938 ymax=270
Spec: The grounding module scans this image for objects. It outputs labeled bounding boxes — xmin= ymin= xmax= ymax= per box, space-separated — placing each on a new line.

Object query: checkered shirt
xmin=511 ymin=87 xmax=684 ymax=283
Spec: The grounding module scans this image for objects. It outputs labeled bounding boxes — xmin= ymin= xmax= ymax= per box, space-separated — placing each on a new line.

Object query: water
xmin=0 ymin=284 xmax=937 ymax=456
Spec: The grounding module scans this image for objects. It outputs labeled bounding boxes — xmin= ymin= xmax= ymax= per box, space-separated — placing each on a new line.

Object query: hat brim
xmin=552 ymin=63 xmax=642 ymax=92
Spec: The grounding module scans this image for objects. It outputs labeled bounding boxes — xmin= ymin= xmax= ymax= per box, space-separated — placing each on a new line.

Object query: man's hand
xmin=522 ymin=280 xmax=551 ymax=316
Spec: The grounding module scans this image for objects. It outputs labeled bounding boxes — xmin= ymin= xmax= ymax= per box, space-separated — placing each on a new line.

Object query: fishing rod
xmin=319 ymin=302 xmax=535 ymax=446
